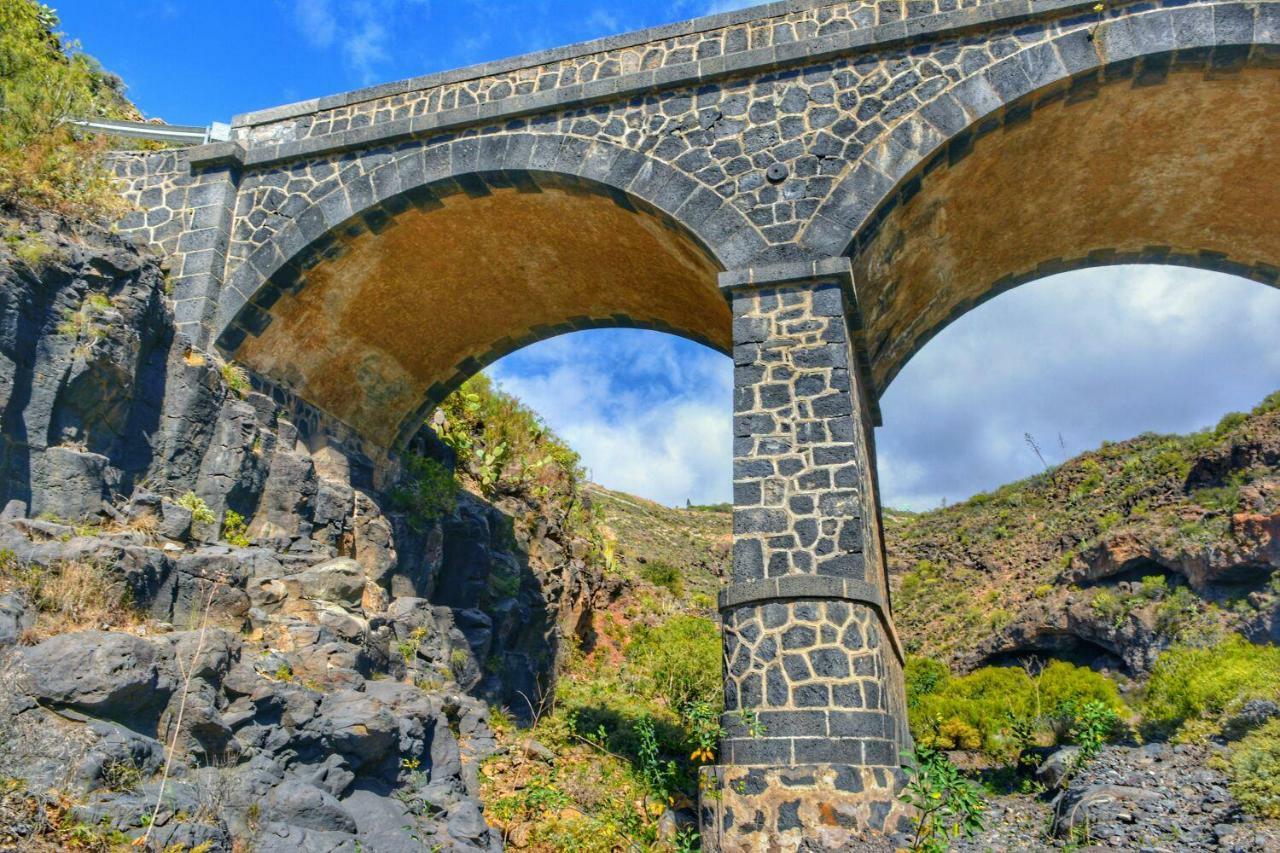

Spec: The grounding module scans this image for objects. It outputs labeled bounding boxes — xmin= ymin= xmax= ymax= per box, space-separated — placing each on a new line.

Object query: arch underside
xmin=853 ymin=60 xmax=1280 ymax=393
xmin=222 ymin=175 xmax=727 ymax=448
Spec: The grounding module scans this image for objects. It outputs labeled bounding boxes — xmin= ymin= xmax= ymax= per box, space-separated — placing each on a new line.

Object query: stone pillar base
xmin=698 ymin=763 xmax=913 ymax=852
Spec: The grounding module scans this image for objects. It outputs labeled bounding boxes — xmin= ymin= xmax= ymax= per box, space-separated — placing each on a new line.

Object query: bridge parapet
xmin=230 ymin=0 xmax=1019 ymax=155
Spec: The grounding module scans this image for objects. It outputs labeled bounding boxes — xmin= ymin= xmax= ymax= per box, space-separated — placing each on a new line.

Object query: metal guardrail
xmin=68 ymin=118 xmax=230 ymax=146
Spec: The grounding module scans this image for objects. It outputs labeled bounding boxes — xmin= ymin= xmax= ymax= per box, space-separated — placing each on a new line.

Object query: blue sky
xmin=56 ymin=2 xmax=1280 ymax=508
xmin=54 ymin=0 xmax=757 ymax=126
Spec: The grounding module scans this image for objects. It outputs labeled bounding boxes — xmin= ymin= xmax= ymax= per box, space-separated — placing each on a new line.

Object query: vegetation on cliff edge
xmin=0 ymin=0 xmax=139 ymax=217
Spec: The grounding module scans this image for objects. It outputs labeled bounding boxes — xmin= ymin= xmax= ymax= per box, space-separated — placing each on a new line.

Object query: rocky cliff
xmin=0 ymin=205 xmax=610 ymax=852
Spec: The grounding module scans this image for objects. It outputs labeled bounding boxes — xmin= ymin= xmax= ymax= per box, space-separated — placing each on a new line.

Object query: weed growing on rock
xmin=56 ymin=293 xmax=110 ymax=341
xmin=219 ymin=362 xmax=250 ymax=398
xmin=391 ymin=453 xmax=458 ymax=531
xmin=449 ymin=648 xmax=470 ymax=678
xmin=99 ymin=757 xmax=142 ymax=793
xmin=222 ymin=509 xmax=250 ymax=547
xmin=177 ymin=491 xmax=216 ymax=525
xmin=0 ymin=552 xmax=139 ymax=639
xmin=2 ymin=227 xmax=55 ymax=268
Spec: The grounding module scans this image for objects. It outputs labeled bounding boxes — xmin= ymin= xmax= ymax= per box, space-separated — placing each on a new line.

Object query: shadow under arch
xmin=803 ymin=2 xmax=1280 ymax=396
xmin=214 ymin=135 xmax=761 ymax=448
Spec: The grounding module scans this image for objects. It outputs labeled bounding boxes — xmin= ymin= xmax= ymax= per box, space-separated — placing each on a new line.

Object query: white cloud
xmin=701 ymin=0 xmax=760 ymax=14
xmin=487 ymin=330 xmax=733 ymax=507
xmin=292 ymin=0 xmax=337 ymax=48
xmin=877 ymin=266 xmax=1280 ymax=510
xmin=289 ymin=0 xmax=432 ymax=83
xmin=665 ymin=0 xmax=761 ymax=16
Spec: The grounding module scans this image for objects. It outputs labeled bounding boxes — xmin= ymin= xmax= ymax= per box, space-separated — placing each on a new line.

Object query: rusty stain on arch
xmin=229 ymin=180 xmax=727 ymax=448
xmin=850 ymin=64 xmax=1280 ymax=395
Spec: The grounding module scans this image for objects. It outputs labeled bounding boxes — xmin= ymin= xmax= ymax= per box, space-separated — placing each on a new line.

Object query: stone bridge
xmin=110 ymin=0 xmax=1279 ymax=847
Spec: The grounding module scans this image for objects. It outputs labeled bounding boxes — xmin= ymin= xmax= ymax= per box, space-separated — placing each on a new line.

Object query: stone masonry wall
xmin=703 ymin=260 xmax=910 ymax=849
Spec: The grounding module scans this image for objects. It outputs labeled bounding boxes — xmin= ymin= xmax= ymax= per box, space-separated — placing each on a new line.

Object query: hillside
xmin=587 ymin=484 xmax=730 ymax=607
xmin=589 ymin=389 xmax=1280 ymax=682
xmin=476 ymin=393 xmax=1280 ymax=850
xmin=886 ymin=392 xmax=1280 ymax=678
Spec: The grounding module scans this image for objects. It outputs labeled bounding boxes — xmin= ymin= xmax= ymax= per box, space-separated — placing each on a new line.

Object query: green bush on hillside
xmin=390 ymin=453 xmax=458 ymax=530
xmin=639 ymin=560 xmax=683 ymax=597
xmin=439 ymin=374 xmax=583 ymax=495
xmin=626 ymin=614 xmax=722 ymax=713
xmin=1220 ymin=719 xmax=1280 ymax=819
xmin=905 ymin=655 xmax=950 ymax=709
xmin=1141 ymin=635 xmax=1280 ymax=738
xmin=906 ymin=657 xmax=1125 ymax=757
xmin=0 ymin=0 xmax=135 ymax=215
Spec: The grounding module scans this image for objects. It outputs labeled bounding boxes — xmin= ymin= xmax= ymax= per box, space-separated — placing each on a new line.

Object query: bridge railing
xmin=68 ymin=118 xmax=230 ymax=146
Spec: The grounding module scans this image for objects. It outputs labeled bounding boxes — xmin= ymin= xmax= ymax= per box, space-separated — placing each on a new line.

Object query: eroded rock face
xmin=0 ymin=207 xmax=607 ymax=850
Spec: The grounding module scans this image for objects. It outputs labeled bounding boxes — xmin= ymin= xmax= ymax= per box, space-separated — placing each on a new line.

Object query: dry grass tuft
xmin=0 ymin=552 xmax=141 ymax=640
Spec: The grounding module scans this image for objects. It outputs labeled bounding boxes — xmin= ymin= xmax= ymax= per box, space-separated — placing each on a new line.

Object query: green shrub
xmin=905 ymin=656 xmax=950 ymax=709
xmin=222 ymin=509 xmax=250 ymax=547
xmin=0 ymin=0 xmax=136 ymax=216
xmin=1153 ymin=585 xmax=1201 ymax=638
xmin=1141 ymin=636 xmax=1280 ymax=737
xmin=912 ymin=666 xmax=1034 ymax=753
xmin=639 ymin=560 xmax=683 ymax=597
xmin=626 ymin=615 xmax=722 ymax=712
xmin=933 ymin=717 xmax=982 ymax=750
xmin=176 ymin=491 xmax=215 ymax=524
xmin=1138 ymin=574 xmax=1168 ymax=601
xmin=1090 ymin=589 xmax=1126 ymax=625
xmin=1038 ymin=660 xmax=1124 ymax=717
xmin=900 ymin=745 xmax=985 ymax=851
xmin=391 ymin=453 xmax=458 ymax=531
xmin=1251 ymin=391 xmax=1280 ymax=417
xmin=910 ymin=661 xmax=1124 ymax=756
xmin=1220 ymin=719 xmax=1280 ymax=819
xmin=1068 ymin=700 xmax=1119 ymax=764
xmin=1214 ymin=411 xmax=1248 ymax=437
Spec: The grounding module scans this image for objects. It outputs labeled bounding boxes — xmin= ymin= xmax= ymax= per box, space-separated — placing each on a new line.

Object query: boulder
xmin=29 ymin=446 xmax=114 ymax=521
xmin=293 ymin=558 xmax=365 ymax=608
xmin=314 ymin=690 xmax=400 ymax=770
xmin=1035 ymin=746 xmax=1081 ymax=789
xmin=268 ymin=779 xmax=357 ymax=834
xmin=22 ymin=631 xmax=171 ymax=725
xmin=1224 ymin=699 xmax=1280 ymax=739
xmin=1053 ymin=784 xmax=1166 ymax=837
xmin=74 ymin=719 xmax=166 ymax=791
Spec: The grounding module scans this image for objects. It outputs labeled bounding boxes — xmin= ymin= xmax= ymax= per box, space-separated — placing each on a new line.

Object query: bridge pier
xmin=700 ymin=258 xmax=912 ymax=851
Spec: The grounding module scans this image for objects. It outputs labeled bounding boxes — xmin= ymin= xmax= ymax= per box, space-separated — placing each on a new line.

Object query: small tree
xmin=900 ymin=745 xmax=986 ymax=852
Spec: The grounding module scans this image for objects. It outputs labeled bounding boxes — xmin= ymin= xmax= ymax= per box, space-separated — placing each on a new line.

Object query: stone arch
xmin=215 ymin=134 xmax=763 ymax=448
xmin=804 ymin=2 xmax=1280 ymax=393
